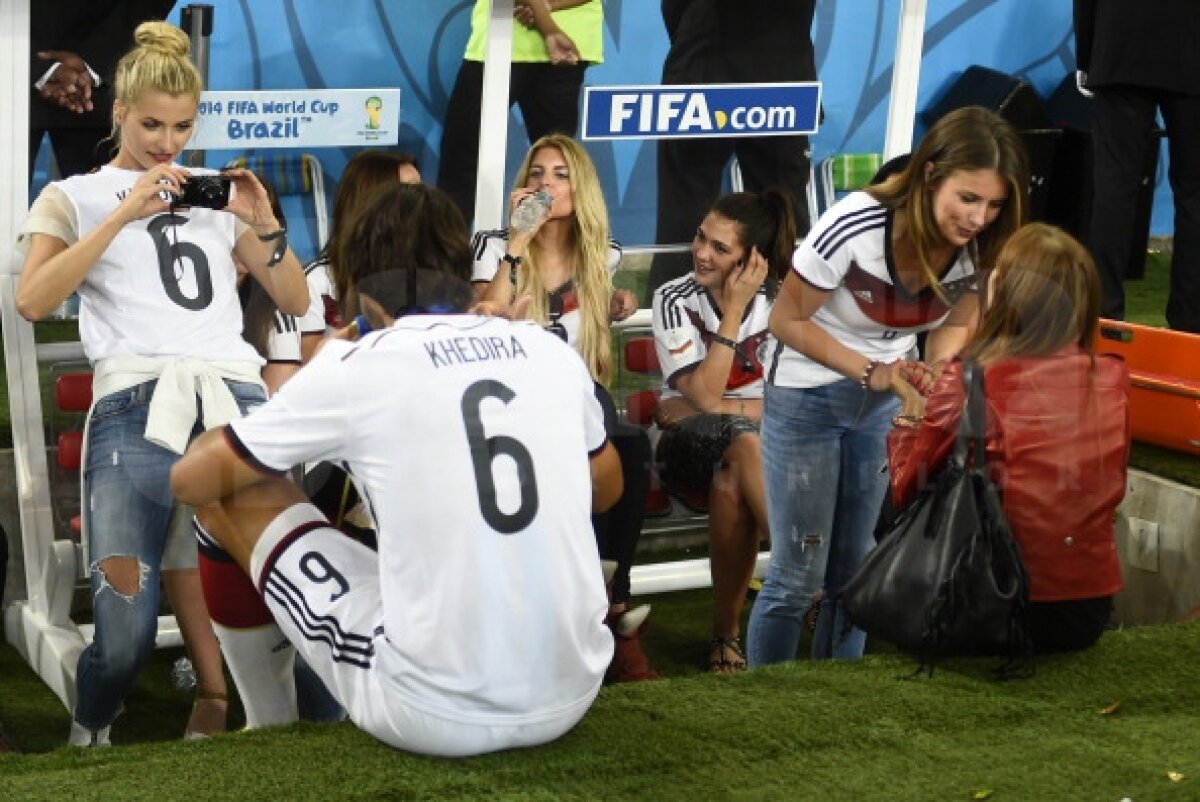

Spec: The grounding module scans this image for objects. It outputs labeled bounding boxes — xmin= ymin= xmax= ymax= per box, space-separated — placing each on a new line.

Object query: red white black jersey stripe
xmin=298 ymin=255 xmax=340 ymax=335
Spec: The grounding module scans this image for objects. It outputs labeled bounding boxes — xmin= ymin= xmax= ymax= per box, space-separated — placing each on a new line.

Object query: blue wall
xmin=176 ymin=0 xmax=1174 ymax=245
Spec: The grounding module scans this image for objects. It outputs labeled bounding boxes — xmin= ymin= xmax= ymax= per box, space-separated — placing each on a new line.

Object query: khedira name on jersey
xmin=425 ymin=334 xmax=529 ymax=369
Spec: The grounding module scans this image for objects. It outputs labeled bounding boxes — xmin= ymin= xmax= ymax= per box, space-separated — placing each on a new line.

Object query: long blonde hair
xmin=110 ymin=21 xmax=203 ymax=148
xmin=962 ymin=223 xmax=1099 ymax=365
xmin=511 ymin=134 xmax=614 ymax=385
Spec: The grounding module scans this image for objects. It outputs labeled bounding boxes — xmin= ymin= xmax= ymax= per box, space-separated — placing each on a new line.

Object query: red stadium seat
xmin=57 ymin=431 xmax=83 ymax=471
xmin=55 ymin=372 xmax=93 ymax=412
xmin=624 ymin=336 xmax=661 ymax=374
xmin=621 ymin=336 xmax=709 ymax=515
xmin=53 ymin=371 xmax=93 ymax=542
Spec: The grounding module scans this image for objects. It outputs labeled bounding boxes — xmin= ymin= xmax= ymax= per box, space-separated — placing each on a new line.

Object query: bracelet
xmin=502 ymin=253 xmax=522 ymax=285
xmin=258 ymin=226 xmax=288 ymax=267
xmin=711 ymin=333 xmax=738 ymax=351
xmin=859 ymin=359 xmax=882 ymax=389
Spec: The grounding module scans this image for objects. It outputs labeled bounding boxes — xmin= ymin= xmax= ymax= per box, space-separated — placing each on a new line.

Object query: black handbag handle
xmin=954 ymin=361 xmax=987 ymax=475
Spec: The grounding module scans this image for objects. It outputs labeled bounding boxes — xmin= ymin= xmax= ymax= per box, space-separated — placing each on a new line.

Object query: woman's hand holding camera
xmin=115 ymin=164 xmax=189 ymax=225
xmin=222 ymin=168 xmax=279 ymax=234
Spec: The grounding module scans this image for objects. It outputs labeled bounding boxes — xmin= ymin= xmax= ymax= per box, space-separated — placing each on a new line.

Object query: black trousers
xmin=436 ymin=59 xmax=588 ymax=222
xmin=591 ymin=384 xmax=650 ymax=605
xmin=1029 ymin=596 xmax=1113 ymax=654
xmin=647 ymin=134 xmax=811 ymax=303
xmin=1089 ymin=86 xmax=1200 ymax=332
xmin=29 ymin=125 xmax=110 ymax=183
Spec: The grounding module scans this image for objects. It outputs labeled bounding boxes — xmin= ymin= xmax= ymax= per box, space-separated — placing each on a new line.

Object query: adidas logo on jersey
xmin=852 ymin=289 xmax=873 ymax=303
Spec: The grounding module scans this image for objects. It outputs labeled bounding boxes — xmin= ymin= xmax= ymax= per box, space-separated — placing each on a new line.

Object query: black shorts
xmin=655 ymin=413 xmax=760 ymax=495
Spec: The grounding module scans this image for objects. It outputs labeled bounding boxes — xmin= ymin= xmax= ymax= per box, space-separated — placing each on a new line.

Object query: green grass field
xmin=1 ymin=611 xmax=1198 ymax=800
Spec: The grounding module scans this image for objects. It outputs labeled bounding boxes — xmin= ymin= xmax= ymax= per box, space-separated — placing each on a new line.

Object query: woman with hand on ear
xmin=651 ymin=189 xmax=798 ymax=673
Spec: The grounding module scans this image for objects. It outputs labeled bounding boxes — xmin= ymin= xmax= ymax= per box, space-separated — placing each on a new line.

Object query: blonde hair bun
xmin=133 ymin=20 xmax=191 ymax=58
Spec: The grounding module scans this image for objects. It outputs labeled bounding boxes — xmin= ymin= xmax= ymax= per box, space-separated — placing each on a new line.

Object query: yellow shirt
xmin=464 ymin=0 xmax=604 ymax=64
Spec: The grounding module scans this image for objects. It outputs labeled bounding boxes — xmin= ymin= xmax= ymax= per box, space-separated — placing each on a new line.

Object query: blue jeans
xmin=75 ymin=378 xmax=265 ymax=731
xmin=747 ymin=380 xmax=898 ymax=666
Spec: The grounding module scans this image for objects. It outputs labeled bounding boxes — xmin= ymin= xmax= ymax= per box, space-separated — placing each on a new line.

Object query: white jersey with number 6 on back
xmin=228 ymin=313 xmax=612 ymax=725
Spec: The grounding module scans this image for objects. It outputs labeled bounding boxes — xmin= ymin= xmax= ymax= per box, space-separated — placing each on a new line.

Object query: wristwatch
xmin=502 ymin=253 xmax=522 ymax=285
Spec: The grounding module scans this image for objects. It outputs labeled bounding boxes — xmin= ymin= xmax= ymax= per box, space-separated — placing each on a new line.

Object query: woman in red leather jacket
xmin=890 ymin=223 xmax=1130 ymax=652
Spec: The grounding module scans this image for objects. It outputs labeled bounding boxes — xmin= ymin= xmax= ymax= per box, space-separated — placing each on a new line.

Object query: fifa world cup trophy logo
xmin=365 ymin=96 xmax=384 ymax=130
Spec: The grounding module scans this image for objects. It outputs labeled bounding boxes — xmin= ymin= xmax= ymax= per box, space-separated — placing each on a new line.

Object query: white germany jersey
xmin=769 ymin=192 xmax=979 ymax=388
xmin=267 ymin=311 xmax=301 ymax=363
xmin=51 ymin=166 xmax=258 ymax=363
xmin=229 ymin=314 xmax=613 ymax=724
xmin=470 ymin=229 xmax=621 ymax=351
xmin=651 ymin=275 xmax=773 ymax=401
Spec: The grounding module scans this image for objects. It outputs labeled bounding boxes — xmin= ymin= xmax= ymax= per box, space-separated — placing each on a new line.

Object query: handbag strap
xmin=954 ymin=361 xmax=987 ymax=474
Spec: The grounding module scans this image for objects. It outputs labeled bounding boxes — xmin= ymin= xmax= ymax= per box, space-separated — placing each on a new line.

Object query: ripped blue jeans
xmin=74 ymin=378 xmax=264 ymax=731
xmin=746 ymin=379 xmax=898 ymax=666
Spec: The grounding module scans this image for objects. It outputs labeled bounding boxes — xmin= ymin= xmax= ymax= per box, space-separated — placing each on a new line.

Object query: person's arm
xmin=515 ymin=0 xmax=592 ymax=25
xmin=590 ymin=441 xmax=623 ymax=512
xmin=770 ymin=270 xmax=923 ymax=416
xmin=769 ymin=271 xmax=893 ymax=389
xmin=226 ymin=168 xmax=309 ymax=316
xmin=609 ymin=288 xmax=638 ymax=322
xmin=17 ymin=163 xmax=190 ymax=321
xmin=171 ymin=426 xmax=270 ymax=507
xmin=924 ymin=291 xmax=979 ymax=365
xmin=673 ymin=250 xmax=768 ymax=413
xmin=477 ymin=231 xmax=535 ymax=314
xmin=476 ymin=189 xmax=549 ymax=314
xmin=514 ymin=0 xmax=581 ymax=64
xmin=887 ymin=363 xmax=966 ymax=509
xmin=34 ymin=52 xmax=95 ymax=114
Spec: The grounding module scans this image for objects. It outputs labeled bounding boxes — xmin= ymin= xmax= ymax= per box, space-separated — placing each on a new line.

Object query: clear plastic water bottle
xmin=172 ymin=655 xmax=197 ymax=692
xmin=510 ymin=189 xmax=552 ymax=232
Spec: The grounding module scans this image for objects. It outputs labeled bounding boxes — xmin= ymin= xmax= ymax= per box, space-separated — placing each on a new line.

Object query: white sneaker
xmin=68 ymin=721 xmax=112 ymax=748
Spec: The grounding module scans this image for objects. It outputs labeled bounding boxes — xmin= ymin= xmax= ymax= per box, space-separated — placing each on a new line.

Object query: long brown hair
xmin=868 ymin=106 xmax=1029 ymax=285
xmin=321 ymin=150 xmax=418 ymax=292
xmin=709 ymin=188 xmax=799 ymax=300
xmin=511 ymin=134 xmax=614 ymax=384
xmin=961 ymin=223 xmax=1099 ymax=365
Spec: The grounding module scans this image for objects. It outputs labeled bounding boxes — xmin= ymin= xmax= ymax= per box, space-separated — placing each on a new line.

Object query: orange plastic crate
xmin=1096 ymin=319 xmax=1200 ymax=455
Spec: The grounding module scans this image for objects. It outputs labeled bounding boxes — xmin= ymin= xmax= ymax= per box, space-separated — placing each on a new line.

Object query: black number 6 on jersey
xmin=461 ymin=379 xmax=540 ymax=534
xmin=148 ymin=214 xmax=214 ymax=311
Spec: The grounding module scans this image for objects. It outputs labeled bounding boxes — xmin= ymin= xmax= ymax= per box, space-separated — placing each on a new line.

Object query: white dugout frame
xmin=0 ymin=0 xmax=927 ymax=708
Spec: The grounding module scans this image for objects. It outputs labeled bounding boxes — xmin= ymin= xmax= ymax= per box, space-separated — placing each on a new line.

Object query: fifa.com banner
xmin=189 ymin=88 xmax=401 ymax=149
xmin=582 ymin=83 xmax=821 ymax=141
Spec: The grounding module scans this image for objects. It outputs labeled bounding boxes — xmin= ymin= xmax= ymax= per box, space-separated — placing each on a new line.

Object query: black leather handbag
xmin=841 ymin=363 xmax=1032 ymax=673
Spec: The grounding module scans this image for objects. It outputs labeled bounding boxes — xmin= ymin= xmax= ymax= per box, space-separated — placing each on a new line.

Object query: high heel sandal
xmin=708 ymin=636 xmax=747 ymax=674
xmin=183 ymin=690 xmax=228 ymax=740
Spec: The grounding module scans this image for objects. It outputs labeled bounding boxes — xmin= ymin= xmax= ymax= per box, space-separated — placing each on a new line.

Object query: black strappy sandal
xmin=708 ymin=636 xmax=748 ymax=673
